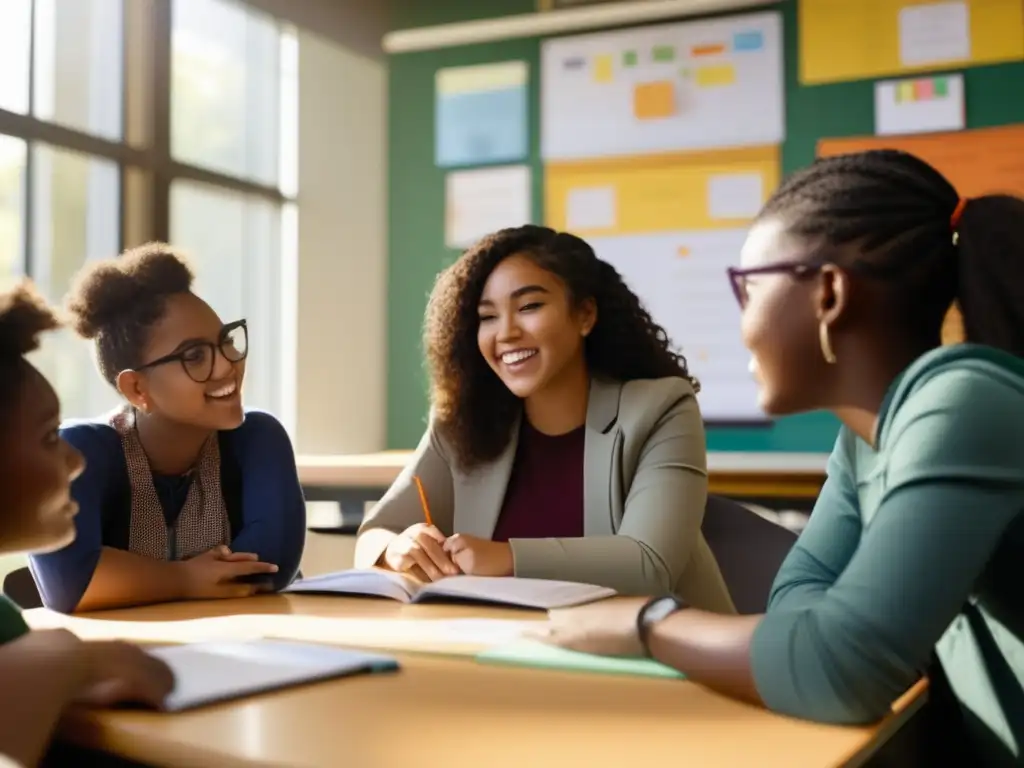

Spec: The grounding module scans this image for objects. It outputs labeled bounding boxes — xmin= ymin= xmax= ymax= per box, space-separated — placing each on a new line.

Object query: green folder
xmin=476 ymin=640 xmax=685 ymax=680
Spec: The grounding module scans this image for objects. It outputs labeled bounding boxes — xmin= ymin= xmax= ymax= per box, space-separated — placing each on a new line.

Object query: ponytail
xmin=955 ymin=195 xmax=1024 ymax=357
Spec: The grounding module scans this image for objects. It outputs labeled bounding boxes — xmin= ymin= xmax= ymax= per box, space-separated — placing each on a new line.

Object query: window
xmin=172 ymin=0 xmax=281 ymax=187
xmin=169 ymin=180 xmax=286 ymax=415
xmin=0 ymin=137 xmax=27 ymax=288
xmin=0 ymin=0 xmax=32 ymax=114
xmin=32 ymin=0 xmax=124 ymax=140
xmin=29 ymin=145 xmax=121 ymax=419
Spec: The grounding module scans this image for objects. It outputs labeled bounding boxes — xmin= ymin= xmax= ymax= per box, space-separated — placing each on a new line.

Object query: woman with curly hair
xmin=0 ymin=282 xmax=172 ymax=767
xmin=28 ymin=244 xmax=304 ymax=614
xmin=356 ymin=225 xmax=734 ymax=608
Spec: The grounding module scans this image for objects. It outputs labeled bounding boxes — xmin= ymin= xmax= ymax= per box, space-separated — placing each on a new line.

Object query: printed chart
xmin=541 ymin=12 xmax=784 ymax=160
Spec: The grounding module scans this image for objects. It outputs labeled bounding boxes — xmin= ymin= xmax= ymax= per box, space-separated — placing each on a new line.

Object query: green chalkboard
xmin=386 ymin=0 xmax=1024 ymax=451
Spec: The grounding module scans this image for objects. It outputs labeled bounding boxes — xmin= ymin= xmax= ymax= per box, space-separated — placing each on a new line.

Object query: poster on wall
xmin=445 ymin=165 xmax=532 ymax=250
xmin=874 ymin=73 xmax=965 ymax=135
xmin=540 ymin=11 xmax=784 ymax=160
xmin=435 ymin=61 xmax=528 ymax=168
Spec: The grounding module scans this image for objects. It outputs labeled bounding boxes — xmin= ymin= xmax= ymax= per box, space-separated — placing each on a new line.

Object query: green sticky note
xmin=477 ymin=641 xmax=685 ymax=680
xmin=652 ymin=45 xmax=675 ymax=63
xmin=934 ymin=77 xmax=948 ymax=97
xmin=623 ymin=50 xmax=638 ymax=67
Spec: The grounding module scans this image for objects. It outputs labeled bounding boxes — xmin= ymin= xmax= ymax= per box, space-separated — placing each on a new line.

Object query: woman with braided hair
xmin=536 ymin=150 xmax=1024 ymax=765
xmin=356 ymin=224 xmax=734 ymax=610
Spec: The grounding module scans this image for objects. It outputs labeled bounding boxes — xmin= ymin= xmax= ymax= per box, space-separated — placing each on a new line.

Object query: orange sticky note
xmin=676 ymin=246 xmax=691 ymax=258
xmin=695 ymin=64 xmax=736 ymax=88
xmin=633 ymin=81 xmax=675 ymax=120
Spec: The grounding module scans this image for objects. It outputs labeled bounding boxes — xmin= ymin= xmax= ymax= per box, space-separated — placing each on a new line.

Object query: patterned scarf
xmin=109 ymin=405 xmax=229 ymax=560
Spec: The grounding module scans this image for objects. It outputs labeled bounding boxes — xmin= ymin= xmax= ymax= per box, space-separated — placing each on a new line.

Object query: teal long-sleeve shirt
xmin=750 ymin=344 xmax=1024 ymax=763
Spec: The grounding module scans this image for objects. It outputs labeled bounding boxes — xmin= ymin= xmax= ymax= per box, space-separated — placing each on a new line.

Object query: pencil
xmin=412 ymin=475 xmax=434 ymax=528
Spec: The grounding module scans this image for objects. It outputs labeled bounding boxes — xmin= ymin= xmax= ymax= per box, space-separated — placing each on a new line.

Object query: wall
xmin=295 ymin=30 xmax=388 ymax=453
xmin=385 ymin=0 xmax=1024 ymax=451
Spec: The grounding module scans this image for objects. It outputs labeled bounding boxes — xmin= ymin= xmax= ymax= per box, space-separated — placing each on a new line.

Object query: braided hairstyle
xmin=425 ymin=224 xmax=696 ymax=469
xmin=0 ymin=282 xmax=61 ymax=416
xmin=759 ymin=149 xmax=1024 ymax=354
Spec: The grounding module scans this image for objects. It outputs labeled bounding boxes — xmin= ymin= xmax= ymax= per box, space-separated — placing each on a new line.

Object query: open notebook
xmin=283 ymin=569 xmax=616 ymax=610
xmin=147 ymin=640 xmax=399 ymax=712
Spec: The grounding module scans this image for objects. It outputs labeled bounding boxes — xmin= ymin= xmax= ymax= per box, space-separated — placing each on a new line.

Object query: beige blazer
xmin=356 ymin=377 xmax=735 ymax=612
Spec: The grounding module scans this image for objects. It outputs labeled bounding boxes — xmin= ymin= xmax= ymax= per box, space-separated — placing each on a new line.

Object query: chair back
xmin=701 ymin=495 xmax=798 ymax=614
xmin=2 ymin=566 xmax=42 ymax=609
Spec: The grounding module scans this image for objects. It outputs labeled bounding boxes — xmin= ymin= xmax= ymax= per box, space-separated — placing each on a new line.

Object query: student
xmin=356 ymin=225 xmax=734 ymax=610
xmin=0 ymin=282 xmax=173 ymax=768
xmin=29 ymin=244 xmax=305 ymax=613
xmin=534 ymin=150 xmax=1024 ymax=765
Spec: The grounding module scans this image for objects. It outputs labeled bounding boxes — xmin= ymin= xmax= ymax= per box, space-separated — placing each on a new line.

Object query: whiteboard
xmin=541 ymin=11 xmax=784 ymax=160
xmin=591 ymin=229 xmax=764 ymax=422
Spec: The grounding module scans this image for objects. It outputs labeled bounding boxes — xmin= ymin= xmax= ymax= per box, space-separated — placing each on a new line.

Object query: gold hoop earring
xmin=819 ymin=321 xmax=837 ymax=364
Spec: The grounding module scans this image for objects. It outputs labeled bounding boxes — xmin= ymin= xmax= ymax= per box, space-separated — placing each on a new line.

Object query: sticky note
xmin=633 ymin=80 xmax=675 ymax=120
xmin=695 ymin=64 xmax=736 ymax=88
xmin=733 ymin=31 xmax=763 ymax=52
xmin=914 ymin=78 xmax=934 ymax=100
xmin=896 ymin=81 xmax=915 ymax=103
xmin=934 ymin=77 xmax=949 ymax=97
xmin=593 ymin=54 xmax=613 ymax=83
xmin=691 ymin=43 xmax=726 ymax=57
xmin=623 ymin=50 xmax=638 ymax=67
xmin=676 ymin=246 xmax=691 ymax=258
xmin=652 ymin=45 xmax=675 ymax=63
xmin=563 ymin=56 xmax=585 ymax=71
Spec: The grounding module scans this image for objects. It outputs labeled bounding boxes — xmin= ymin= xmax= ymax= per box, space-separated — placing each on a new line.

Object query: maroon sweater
xmin=491 ymin=419 xmax=585 ymax=542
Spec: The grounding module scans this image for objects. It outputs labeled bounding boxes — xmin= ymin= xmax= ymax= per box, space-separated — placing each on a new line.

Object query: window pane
xmin=0 ymin=136 xmax=26 ymax=287
xmin=0 ymin=0 xmax=32 ymax=114
xmin=33 ymin=0 xmax=124 ymax=140
xmin=170 ymin=180 xmax=287 ymax=418
xmin=29 ymin=146 xmax=121 ymax=420
xmin=172 ymin=0 xmax=280 ymax=186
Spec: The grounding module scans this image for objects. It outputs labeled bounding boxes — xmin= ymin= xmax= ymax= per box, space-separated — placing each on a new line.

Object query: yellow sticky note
xmin=896 ymin=81 xmax=915 ymax=103
xmin=676 ymin=246 xmax=691 ymax=258
xmin=593 ymin=54 xmax=613 ymax=83
xmin=633 ymin=81 xmax=675 ymax=120
xmin=695 ymin=64 xmax=736 ymax=88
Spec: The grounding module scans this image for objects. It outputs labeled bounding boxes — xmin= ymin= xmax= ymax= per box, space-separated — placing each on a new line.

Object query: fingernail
xmin=270 ymin=565 xmax=279 ymax=572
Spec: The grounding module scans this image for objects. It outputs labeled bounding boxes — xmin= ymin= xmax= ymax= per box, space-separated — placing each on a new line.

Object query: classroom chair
xmin=3 ymin=566 xmax=42 ymax=610
xmin=701 ymin=494 xmax=797 ymax=615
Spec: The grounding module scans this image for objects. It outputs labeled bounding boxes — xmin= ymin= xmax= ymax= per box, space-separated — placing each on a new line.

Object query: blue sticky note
xmin=733 ymin=31 xmax=764 ymax=52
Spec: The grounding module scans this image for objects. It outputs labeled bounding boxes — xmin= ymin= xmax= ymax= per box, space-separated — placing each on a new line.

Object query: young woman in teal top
xmin=0 ymin=283 xmax=171 ymax=767
xmin=534 ymin=149 xmax=1024 ymax=765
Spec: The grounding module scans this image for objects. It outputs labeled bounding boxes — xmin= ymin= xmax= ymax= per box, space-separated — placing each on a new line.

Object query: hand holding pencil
xmin=379 ymin=475 xmax=459 ymax=581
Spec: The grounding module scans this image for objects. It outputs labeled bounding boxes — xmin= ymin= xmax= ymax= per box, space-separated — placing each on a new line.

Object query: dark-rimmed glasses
xmin=136 ymin=319 xmax=248 ymax=383
xmin=726 ymin=262 xmax=822 ymax=309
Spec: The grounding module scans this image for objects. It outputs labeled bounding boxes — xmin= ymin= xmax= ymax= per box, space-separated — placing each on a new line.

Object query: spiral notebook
xmin=147 ymin=640 xmax=399 ymax=712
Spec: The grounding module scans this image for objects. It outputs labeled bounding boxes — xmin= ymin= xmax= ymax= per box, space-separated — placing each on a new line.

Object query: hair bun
xmin=65 ymin=243 xmax=194 ymax=340
xmin=0 ymin=281 xmax=61 ymax=357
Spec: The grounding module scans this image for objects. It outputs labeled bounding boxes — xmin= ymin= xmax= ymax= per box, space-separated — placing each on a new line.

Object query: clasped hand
xmin=383 ymin=524 xmax=513 ymax=581
xmin=177 ymin=545 xmax=279 ymax=599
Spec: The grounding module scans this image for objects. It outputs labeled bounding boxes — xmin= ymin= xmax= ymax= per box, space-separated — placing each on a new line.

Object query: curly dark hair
xmin=0 ymin=281 xmax=62 ymax=416
xmin=64 ymin=242 xmax=194 ymax=386
xmin=425 ymin=224 xmax=697 ymax=470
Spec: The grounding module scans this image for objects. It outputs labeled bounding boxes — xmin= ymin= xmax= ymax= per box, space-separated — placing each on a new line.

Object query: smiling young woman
xmin=27 ymin=244 xmax=305 ymax=613
xmin=355 ymin=225 xmax=734 ymax=610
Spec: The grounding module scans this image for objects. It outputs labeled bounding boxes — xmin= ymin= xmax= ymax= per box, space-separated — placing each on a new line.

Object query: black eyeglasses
xmin=136 ymin=320 xmax=248 ymax=383
xmin=726 ymin=262 xmax=822 ymax=308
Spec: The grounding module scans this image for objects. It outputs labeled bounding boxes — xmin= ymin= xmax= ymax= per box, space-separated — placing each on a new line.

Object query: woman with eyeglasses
xmin=534 ymin=151 xmax=1024 ymax=765
xmin=28 ymin=243 xmax=305 ymax=613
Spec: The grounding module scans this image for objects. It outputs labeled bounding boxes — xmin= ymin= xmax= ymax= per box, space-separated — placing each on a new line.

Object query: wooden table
xmin=28 ymin=596 xmax=922 ymax=768
xmin=298 ymin=451 xmax=830 ymax=527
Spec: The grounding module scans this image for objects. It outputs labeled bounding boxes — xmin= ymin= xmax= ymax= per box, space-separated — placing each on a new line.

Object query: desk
xmin=28 ymin=596 xmax=922 ymax=768
xmin=298 ymin=451 xmax=830 ymax=528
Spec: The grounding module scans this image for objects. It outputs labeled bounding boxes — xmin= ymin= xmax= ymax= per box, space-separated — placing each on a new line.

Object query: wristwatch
xmin=636 ymin=594 xmax=687 ymax=657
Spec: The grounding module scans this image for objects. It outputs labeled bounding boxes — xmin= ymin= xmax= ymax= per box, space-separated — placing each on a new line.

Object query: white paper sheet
xmin=566 ymin=186 xmax=617 ymax=231
xmin=444 ymin=165 xmax=531 ymax=249
xmin=899 ymin=1 xmax=970 ymax=66
xmin=874 ymin=73 xmax=965 ymax=136
xmin=707 ymin=173 xmax=764 ymax=220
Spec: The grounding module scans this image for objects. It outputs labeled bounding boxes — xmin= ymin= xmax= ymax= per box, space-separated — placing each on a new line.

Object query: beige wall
xmin=294 ymin=32 xmax=388 ymax=453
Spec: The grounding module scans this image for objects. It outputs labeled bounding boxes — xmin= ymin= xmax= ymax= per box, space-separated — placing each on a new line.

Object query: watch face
xmin=645 ymin=596 xmax=683 ymax=625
